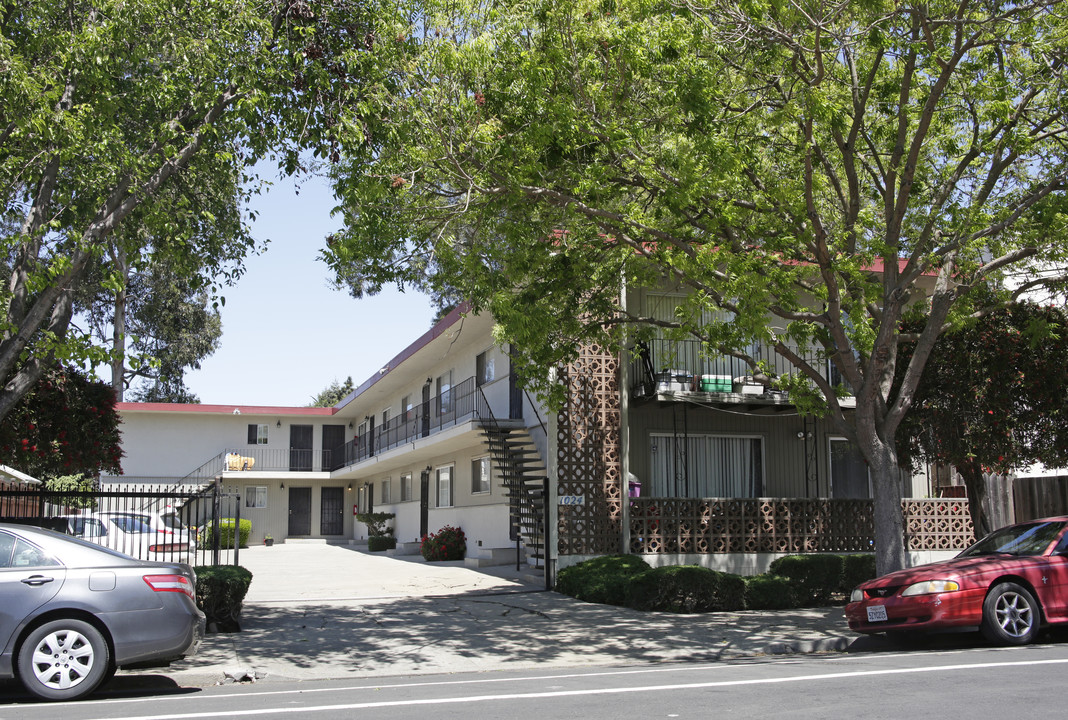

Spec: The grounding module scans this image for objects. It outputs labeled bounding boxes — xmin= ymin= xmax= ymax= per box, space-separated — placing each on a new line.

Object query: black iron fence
xmin=0 ymin=480 xmax=244 ymax=566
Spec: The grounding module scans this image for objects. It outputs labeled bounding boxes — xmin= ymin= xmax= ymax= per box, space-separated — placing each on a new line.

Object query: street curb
xmin=763 ymin=636 xmax=855 ymax=655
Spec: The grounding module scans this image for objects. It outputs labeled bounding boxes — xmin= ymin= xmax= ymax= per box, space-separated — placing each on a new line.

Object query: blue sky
xmin=182 ymin=171 xmax=434 ymax=407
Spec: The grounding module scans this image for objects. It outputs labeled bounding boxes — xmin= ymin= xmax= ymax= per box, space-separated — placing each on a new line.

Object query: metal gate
xmin=0 ymin=480 xmax=243 ymax=566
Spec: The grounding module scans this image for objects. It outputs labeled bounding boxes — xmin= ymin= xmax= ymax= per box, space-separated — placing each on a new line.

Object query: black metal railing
xmin=332 ymin=376 xmax=490 ymax=469
xmin=630 ymin=338 xmax=849 ymax=395
xmin=0 ymin=480 xmax=244 ymax=566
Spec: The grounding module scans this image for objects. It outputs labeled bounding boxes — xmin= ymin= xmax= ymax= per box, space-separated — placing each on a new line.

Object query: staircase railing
xmin=476 ymin=386 xmax=548 ymax=580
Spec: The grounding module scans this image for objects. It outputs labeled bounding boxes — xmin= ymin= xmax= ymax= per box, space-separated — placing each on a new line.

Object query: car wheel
xmin=980 ymin=582 xmax=1040 ymax=646
xmin=16 ymin=619 xmax=110 ymax=701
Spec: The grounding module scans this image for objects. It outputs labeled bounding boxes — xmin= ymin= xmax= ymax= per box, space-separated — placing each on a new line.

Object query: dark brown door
xmin=419 ymin=469 xmax=430 ymax=538
xmin=288 ymin=487 xmax=312 ymax=536
xmin=320 ymin=487 xmax=344 ymax=535
xmin=322 ymin=425 xmax=345 ymax=471
xmin=290 ymin=425 xmax=313 ymax=471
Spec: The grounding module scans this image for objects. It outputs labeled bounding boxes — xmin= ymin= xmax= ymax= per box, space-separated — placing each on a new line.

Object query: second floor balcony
xmin=188 ymin=376 xmax=513 ymax=479
xmin=630 ymin=338 xmax=851 ymax=400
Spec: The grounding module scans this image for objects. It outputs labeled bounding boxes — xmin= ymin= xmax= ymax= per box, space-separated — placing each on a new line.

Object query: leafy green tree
xmin=0 ymin=366 xmax=122 ymax=478
xmin=0 ymin=0 xmax=400 ymax=420
xmin=324 ymin=0 xmax=1068 ymax=573
xmin=896 ymin=301 xmax=1068 ymax=538
xmin=82 ymin=255 xmax=226 ymax=404
xmin=310 ymin=376 xmax=355 ymax=407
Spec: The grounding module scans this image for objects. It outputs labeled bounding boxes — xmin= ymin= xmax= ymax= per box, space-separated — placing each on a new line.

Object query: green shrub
xmin=421 ymin=525 xmax=466 ymax=561
xmin=627 ymin=565 xmax=746 ymax=613
xmin=840 ymin=554 xmax=877 ymax=594
xmin=194 ymin=565 xmax=253 ymax=633
xmin=199 ymin=518 xmax=252 ymax=549
xmin=356 ymin=512 xmax=395 ymax=538
xmin=555 ymin=555 xmax=650 ymax=606
xmin=769 ymin=554 xmax=845 ymax=606
xmin=368 ymin=535 xmax=397 ymax=552
xmin=744 ymin=574 xmax=799 ymax=610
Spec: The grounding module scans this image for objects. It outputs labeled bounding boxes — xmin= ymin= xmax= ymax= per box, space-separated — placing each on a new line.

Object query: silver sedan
xmin=0 ymin=522 xmax=205 ymax=701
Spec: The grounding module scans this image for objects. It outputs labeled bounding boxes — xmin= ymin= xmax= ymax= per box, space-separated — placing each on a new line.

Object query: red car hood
xmin=861 ymin=554 xmax=1045 ymax=589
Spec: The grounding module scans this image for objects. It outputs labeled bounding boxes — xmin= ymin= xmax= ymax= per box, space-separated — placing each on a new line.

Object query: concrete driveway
xmin=129 ymin=543 xmax=857 ymax=687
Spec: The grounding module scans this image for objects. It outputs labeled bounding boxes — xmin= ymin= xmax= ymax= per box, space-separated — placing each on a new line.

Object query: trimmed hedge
xmin=627 ymin=565 xmax=747 ymax=613
xmin=555 ymin=554 xmax=650 ymax=606
xmin=555 ymin=553 xmax=878 ymax=614
xmin=368 ymin=535 xmax=397 ymax=552
xmin=840 ymin=553 xmax=878 ymax=594
xmin=768 ymin=554 xmax=844 ymax=606
xmin=194 ymin=565 xmax=253 ymax=633
xmin=199 ymin=518 xmax=252 ymax=549
xmin=744 ymin=574 xmax=798 ymax=610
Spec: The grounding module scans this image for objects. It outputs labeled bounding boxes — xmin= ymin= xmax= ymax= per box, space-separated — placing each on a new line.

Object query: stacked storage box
xmin=698 ymin=375 xmax=732 ymax=392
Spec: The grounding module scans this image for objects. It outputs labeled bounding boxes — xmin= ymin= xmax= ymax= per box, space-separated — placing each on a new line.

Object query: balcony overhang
xmin=329 ymin=419 xmax=487 ymax=480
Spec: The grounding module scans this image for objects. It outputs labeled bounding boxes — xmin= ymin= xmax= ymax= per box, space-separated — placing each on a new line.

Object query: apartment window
xmin=245 ymin=486 xmax=268 ymax=508
xmin=472 ymin=457 xmax=491 ymax=494
xmin=829 ymin=438 xmax=871 ymax=499
xmin=437 ymin=370 xmax=453 ymax=415
xmin=648 ymin=433 xmax=764 ymax=497
xmin=436 ymin=466 xmax=453 ymax=507
xmin=476 ymin=350 xmax=495 ymax=386
xmin=402 ymin=395 xmax=414 ymax=421
xmin=401 ymin=472 xmax=412 ymax=502
xmin=247 ymin=424 xmax=268 ymax=445
xmin=380 ymin=477 xmax=392 ymax=504
xmin=382 ymin=407 xmax=391 ymax=426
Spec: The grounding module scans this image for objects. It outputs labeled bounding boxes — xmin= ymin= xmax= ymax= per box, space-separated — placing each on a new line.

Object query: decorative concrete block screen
xmin=556 ymin=344 xmax=624 ymax=556
xmin=629 ymin=497 xmax=974 ymax=554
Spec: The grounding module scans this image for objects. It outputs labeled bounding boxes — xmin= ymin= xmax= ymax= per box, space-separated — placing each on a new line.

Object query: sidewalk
xmin=125 ymin=543 xmax=862 ymax=687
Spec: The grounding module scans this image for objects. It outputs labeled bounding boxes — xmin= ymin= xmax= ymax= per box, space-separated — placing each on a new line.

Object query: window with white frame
xmin=380 ymin=477 xmax=392 ymax=504
xmin=245 ymin=486 xmax=268 ymax=508
xmin=476 ymin=350 xmax=495 ymax=386
xmin=402 ymin=395 xmax=414 ymax=421
xmin=382 ymin=407 xmax=391 ymax=426
xmin=401 ymin=472 xmax=412 ymax=502
xmin=436 ymin=466 xmax=453 ymax=507
xmin=648 ymin=433 xmax=764 ymax=497
xmin=247 ymin=424 xmax=269 ymax=445
xmin=472 ymin=457 xmax=491 ymax=494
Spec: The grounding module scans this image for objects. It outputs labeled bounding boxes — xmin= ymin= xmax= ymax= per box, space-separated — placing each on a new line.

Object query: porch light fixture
xmin=348 ymin=421 xmax=354 ymax=429
xmin=347 ymin=483 xmax=352 ymax=491
xmin=276 ymin=419 xmax=282 ymax=428
xmin=279 ymin=481 xmax=285 ymax=489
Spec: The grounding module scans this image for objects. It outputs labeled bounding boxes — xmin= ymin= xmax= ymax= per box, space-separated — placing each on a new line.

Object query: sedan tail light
xmin=143 ymin=574 xmax=195 ymax=600
xmin=148 ymin=543 xmax=188 ymax=554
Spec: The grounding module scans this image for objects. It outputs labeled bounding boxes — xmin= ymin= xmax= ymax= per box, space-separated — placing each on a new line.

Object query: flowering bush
xmin=420 ymin=525 xmax=466 ymax=561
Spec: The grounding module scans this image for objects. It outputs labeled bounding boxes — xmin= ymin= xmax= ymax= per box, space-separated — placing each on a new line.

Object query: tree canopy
xmin=324 ymin=0 xmax=1068 ymax=572
xmin=1 ymin=0 xmax=402 ymax=420
xmin=0 ymin=366 xmax=122 ymax=478
xmin=896 ymin=299 xmax=1068 ymax=537
xmin=310 ymin=376 xmax=355 ymax=407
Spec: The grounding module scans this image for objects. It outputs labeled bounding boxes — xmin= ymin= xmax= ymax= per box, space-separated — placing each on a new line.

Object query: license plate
xmin=867 ymin=605 xmax=888 ymax=623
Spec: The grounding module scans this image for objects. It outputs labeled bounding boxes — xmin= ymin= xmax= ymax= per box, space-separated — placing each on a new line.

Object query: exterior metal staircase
xmin=479 ymin=423 xmax=548 ymax=568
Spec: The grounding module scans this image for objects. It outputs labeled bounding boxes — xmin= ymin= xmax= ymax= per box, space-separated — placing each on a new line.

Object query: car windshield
xmin=959 ymin=520 xmax=1068 ymax=557
xmin=108 ymin=516 xmax=153 ymax=534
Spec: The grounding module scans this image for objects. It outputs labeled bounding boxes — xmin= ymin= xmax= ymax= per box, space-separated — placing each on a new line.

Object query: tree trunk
xmin=110 ymin=248 xmax=129 ymax=402
xmin=957 ymin=460 xmax=992 ymax=540
xmin=868 ymin=443 xmax=907 ymax=576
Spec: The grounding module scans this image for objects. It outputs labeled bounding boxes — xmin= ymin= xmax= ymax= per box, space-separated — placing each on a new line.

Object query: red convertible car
xmin=845 ymin=517 xmax=1068 ymax=645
